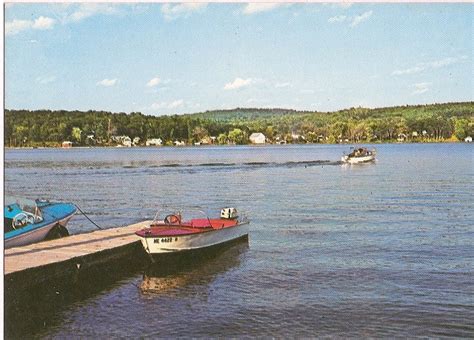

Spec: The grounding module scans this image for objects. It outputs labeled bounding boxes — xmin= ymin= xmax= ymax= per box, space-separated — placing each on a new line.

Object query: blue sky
xmin=4 ymin=3 xmax=473 ymax=116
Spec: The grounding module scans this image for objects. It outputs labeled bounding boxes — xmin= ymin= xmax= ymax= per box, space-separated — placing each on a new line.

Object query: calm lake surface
xmin=4 ymin=144 xmax=474 ymax=337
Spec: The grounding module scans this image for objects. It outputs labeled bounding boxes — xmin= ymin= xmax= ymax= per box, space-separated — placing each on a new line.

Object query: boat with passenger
xmin=135 ymin=208 xmax=249 ymax=260
xmin=341 ymin=147 xmax=376 ymax=164
xmin=4 ymin=197 xmax=77 ymax=249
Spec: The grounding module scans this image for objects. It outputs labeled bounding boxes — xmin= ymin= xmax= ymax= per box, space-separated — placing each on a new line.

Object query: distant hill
xmin=4 ymin=102 xmax=474 ymax=147
xmin=190 ymin=107 xmax=310 ymax=122
xmin=187 ymin=102 xmax=474 ymax=124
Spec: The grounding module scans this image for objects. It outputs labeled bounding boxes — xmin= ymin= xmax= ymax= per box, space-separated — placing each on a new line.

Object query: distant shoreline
xmin=5 ymin=103 xmax=473 ymax=149
xmin=4 ymin=140 xmax=470 ymax=150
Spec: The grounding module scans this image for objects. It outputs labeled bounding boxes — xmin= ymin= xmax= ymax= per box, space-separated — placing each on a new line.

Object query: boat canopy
xmin=4 ymin=196 xmax=42 ymax=217
xmin=4 ymin=196 xmax=45 ymax=233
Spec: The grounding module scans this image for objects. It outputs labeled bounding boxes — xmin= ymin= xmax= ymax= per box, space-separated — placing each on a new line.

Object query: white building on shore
xmin=123 ymin=136 xmax=132 ymax=147
xmin=146 ymin=138 xmax=163 ymax=146
xmin=249 ymin=132 xmax=266 ymax=144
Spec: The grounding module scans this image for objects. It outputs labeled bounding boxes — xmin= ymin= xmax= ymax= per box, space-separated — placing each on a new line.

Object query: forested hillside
xmin=4 ymin=102 xmax=473 ymax=147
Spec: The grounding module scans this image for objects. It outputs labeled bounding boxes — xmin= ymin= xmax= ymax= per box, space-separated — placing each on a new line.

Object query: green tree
xmin=192 ymin=126 xmax=209 ymax=142
xmin=453 ymin=118 xmax=469 ymax=140
xmin=217 ymin=133 xmax=228 ymax=145
xmin=228 ymin=128 xmax=246 ymax=145
xmin=72 ymin=127 xmax=82 ymax=143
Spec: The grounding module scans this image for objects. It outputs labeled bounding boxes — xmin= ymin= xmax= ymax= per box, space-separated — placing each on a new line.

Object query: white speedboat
xmin=135 ymin=208 xmax=249 ymax=260
xmin=341 ymin=147 xmax=376 ymax=164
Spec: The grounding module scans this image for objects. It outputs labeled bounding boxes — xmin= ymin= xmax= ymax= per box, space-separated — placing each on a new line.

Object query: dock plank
xmin=5 ymin=220 xmax=151 ymax=275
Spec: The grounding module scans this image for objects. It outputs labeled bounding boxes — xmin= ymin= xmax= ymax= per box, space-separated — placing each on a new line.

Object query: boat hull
xmin=5 ymin=213 xmax=75 ymax=249
xmin=138 ymin=222 xmax=249 ymax=257
xmin=341 ymin=154 xmax=376 ymax=164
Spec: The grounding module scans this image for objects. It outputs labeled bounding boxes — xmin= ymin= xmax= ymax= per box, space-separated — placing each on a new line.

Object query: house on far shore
xmin=146 ymin=138 xmax=163 ymax=146
xmin=174 ymin=140 xmax=186 ymax=146
xmin=465 ymin=136 xmax=472 ymax=143
xmin=62 ymin=141 xmax=73 ymax=148
xmin=275 ymin=136 xmax=287 ymax=145
xmin=133 ymin=137 xmax=141 ymax=146
xmin=123 ymin=136 xmax=132 ymax=147
xmin=249 ymin=132 xmax=266 ymax=144
xmin=397 ymin=133 xmax=408 ymax=142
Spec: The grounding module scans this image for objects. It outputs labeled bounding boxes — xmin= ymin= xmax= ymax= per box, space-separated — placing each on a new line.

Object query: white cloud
xmin=6 ymin=4 xmax=120 ymax=36
xmin=5 ymin=20 xmax=31 ymax=35
xmin=429 ymin=56 xmax=468 ymax=68
xmin=146 ymin=77 xmax=161 ymax=87
xmin=242 ymin=3 xmax=286 ymax=15
xmin=392 ymin=56 xmax=468 ymax=76
xmin=64 ymin=3 xmax=119 ymax=23
xmin=151 ymin=100 xmax=184 ymax=110
xmin=224 ymin=77 xmax=254 ymax=90
xmin=32 ymin=16 xmax=56 ymax=30
xmin=6 ymin=17 xmax=55 ymax=35
xmin=161 ymin=3 xmax=207 ymax=21
xmin=392 ymin=66 xmax=424 ymax=76
xmin=96 ymin=78 xmax=118 ymax=87
xmin=412 ymin=82 xmax=431 ymax=95
xmin=350 ymin=10 xmax=373 ymax=27
xmin=169 ymin=99 xmax=184 ymax=109
xmin=328 ymin=15 xmax=347 ymax=23
xmin=36 ymin=76 xmax=56 ymax=84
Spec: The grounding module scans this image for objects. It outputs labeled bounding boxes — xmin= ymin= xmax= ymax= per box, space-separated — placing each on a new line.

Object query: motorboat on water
xmin=4 ymin=196 xmax=77 ymax=249
xmin=341 ymin=147 xmax=376 ymax=164
xmin=135 ymin=208 xmax=249 ymax=260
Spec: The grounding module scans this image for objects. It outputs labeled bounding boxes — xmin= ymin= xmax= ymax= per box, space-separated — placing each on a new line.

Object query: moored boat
xmin=4 ymin=197 xmax=77 ymax=249
xmin=341 ymin=147 xmax=376 ymax=164
xmin=135 ymin=208 xmax=249 ymax=260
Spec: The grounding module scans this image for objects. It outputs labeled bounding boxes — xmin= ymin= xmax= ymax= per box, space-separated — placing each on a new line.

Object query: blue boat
xmin=4 ymin=197 xmax=77 ymax=249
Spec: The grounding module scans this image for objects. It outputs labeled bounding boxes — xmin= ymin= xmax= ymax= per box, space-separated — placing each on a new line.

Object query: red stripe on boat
xmin=135 ymin=218 xmax=239 ymax=237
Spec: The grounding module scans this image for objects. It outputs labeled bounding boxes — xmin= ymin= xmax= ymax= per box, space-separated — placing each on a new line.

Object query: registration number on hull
xmin=154 ymin=237 xmax=178 ymax=244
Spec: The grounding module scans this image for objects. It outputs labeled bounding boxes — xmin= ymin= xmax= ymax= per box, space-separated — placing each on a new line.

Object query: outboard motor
xmin=221 ymin=208 xmax=238 ymax=220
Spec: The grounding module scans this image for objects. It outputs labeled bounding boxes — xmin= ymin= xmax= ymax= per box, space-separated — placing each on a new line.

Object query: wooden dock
xmin=5 ymin=220 xmax=150 ymax=275
xmin=5 ymin=220 xmax=151 ymax=300
xmin=4 ymin=220 xmax=152 ymax=338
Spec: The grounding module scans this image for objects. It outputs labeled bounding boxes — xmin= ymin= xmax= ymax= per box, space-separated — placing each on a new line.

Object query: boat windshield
xmin=152 ymin=209 xmax=210 ymax=226
xmin=4 ymin=196 xmax=44 ymax=221
xmin=347 ymin=147 xmax=375 ymax=157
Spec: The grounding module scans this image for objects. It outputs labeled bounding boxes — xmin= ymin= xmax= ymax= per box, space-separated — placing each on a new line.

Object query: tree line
xmin=4 ymin=102 xmax=474 ymax=147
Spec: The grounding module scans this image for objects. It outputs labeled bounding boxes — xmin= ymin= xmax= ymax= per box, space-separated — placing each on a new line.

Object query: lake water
xmin=4 ymin=144 xmax=474 ymax=337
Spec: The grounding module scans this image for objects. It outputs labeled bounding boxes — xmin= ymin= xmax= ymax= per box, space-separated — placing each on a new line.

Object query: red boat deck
xmin=135 ymin=218 xmax=239 ymax=237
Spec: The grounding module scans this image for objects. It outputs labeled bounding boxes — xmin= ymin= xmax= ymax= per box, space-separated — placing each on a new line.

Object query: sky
xmin=4 ymin=3 xmax=473 ymax=116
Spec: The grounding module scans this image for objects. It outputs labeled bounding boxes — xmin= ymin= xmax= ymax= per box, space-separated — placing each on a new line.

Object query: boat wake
xmin=155 ymin=159 xmax=342 ymax=170
xmin=6 ymin=159 xmax=343 ymax=175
